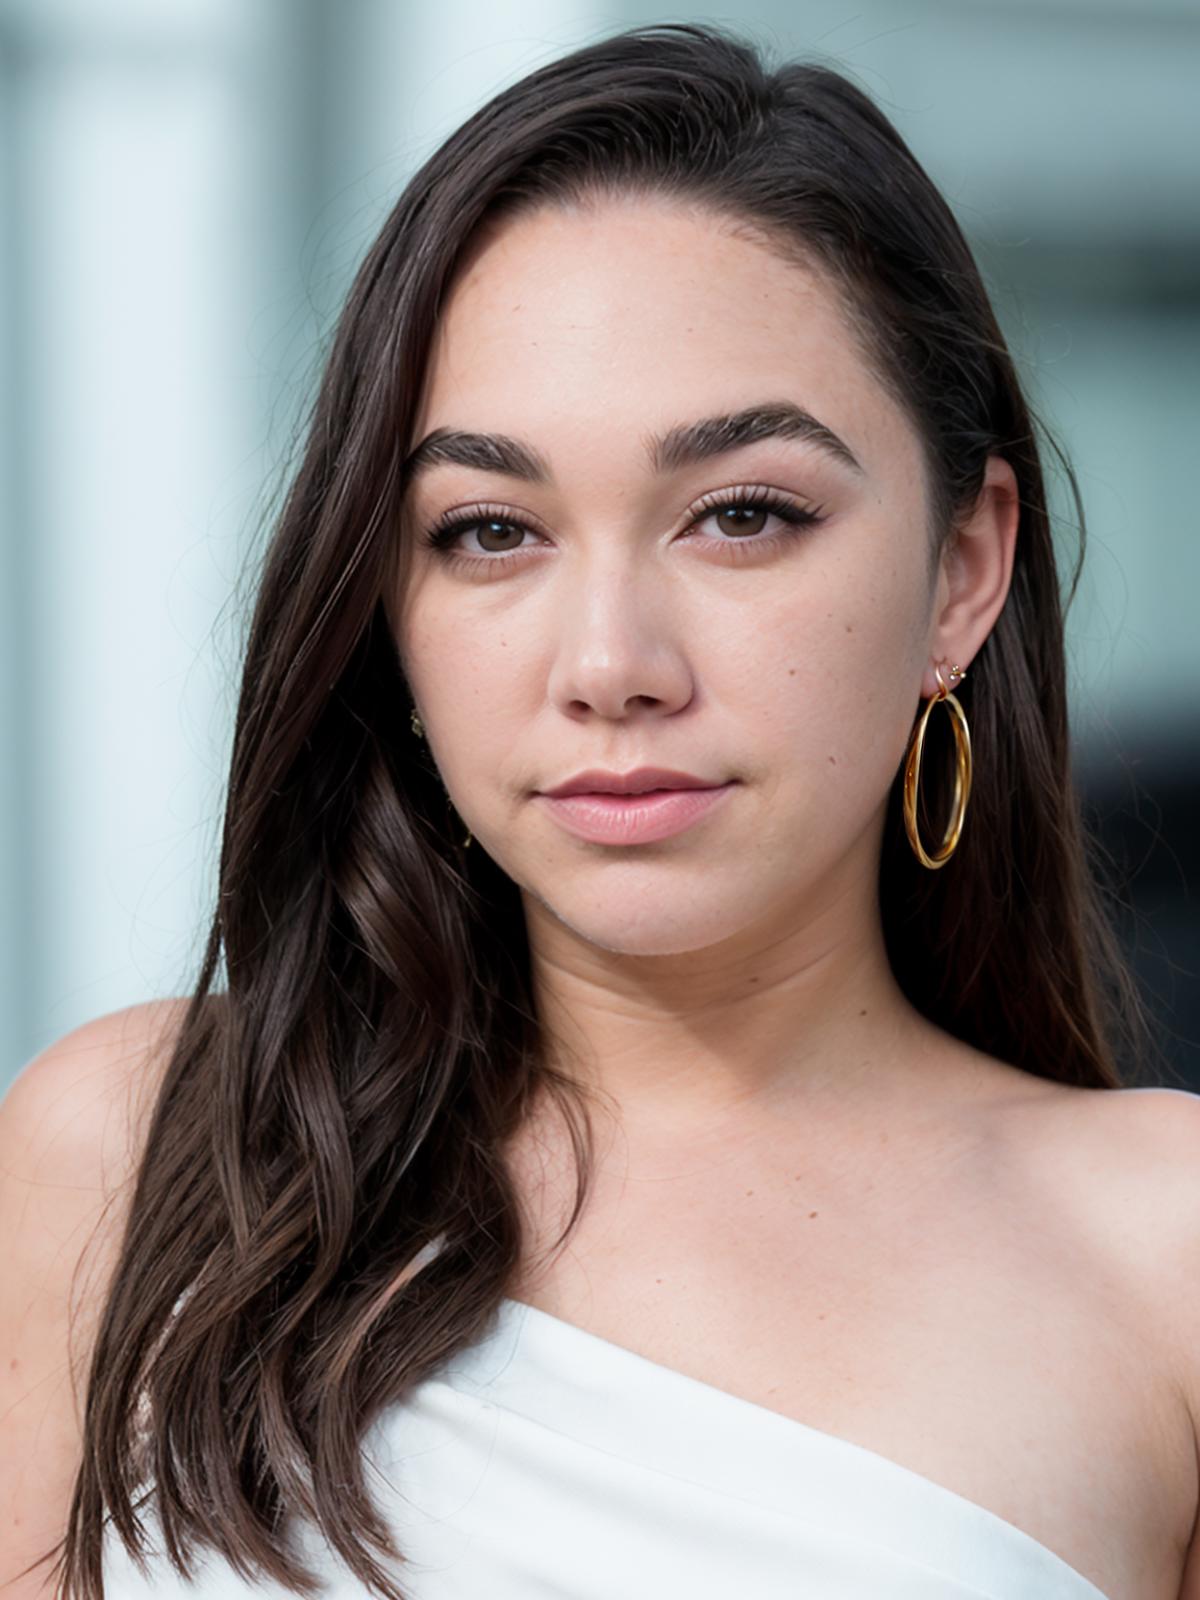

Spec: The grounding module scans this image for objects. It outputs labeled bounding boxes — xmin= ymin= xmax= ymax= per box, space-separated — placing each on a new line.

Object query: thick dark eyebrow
xmin=400 ymin=400 xmax=863 ymax=488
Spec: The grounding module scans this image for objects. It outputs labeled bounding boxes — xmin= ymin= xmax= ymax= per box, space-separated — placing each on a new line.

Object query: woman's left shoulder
xmin=1009 ymin=1078 xmax=1200 ymax=1410
xmin=1005 ymin=1077 xmax=1200 ymax=1228
xmin=1070 ymin=1081 xmax=1200 ymax=1286
xmin=1029 ymin=1079 xmax=1200 ymax=1188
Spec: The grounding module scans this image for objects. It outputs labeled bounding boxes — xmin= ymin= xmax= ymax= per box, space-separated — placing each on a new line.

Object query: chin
xmin=528 ymin=879 xmax=763 ymax=959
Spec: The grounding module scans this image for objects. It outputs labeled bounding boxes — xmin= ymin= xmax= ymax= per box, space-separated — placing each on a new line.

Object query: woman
xmin=2 ymin=20 xmax=1195 ymax=1600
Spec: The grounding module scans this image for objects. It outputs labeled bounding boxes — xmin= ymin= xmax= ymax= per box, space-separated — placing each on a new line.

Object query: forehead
xmin=412 ymin=196 xmax=908 ymax=471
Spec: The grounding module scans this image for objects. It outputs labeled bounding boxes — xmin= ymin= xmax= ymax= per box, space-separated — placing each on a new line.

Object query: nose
xmin=544 ymin=555 xmax=695 ymax=724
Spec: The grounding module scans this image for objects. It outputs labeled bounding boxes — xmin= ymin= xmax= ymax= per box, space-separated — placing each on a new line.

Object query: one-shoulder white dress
xmin=101 ymin=1296 xmax=1114 ymax=1598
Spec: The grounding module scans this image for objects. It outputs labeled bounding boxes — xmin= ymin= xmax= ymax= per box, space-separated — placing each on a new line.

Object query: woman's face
xmin=392 ymin=196 xmax=1001 ymax=962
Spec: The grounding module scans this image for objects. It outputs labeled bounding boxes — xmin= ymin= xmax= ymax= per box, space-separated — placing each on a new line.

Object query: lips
xmin=540 ymin=766 xmax=724 ymax=799
xmin=534 ymin=776 xmax=739 ymax=846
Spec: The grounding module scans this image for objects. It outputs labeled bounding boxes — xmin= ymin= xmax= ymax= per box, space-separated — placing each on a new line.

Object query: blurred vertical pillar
xmin=0 ymin=22 xmax=32 ymax=1074
xmin=0 ymin=1 xmax=304 ymax=1071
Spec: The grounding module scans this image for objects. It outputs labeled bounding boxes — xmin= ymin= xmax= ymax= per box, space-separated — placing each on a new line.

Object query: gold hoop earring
xmin=902 ymin=662 xmax=971 ymax=869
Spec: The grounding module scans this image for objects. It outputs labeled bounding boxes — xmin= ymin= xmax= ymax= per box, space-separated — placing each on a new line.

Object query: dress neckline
xmin=497 ymin=1295 xmax=1113 ymax=1600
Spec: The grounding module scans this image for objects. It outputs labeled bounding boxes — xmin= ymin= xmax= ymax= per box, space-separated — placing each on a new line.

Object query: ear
xmin=921 ymin=454 xmax=1020 ymax=699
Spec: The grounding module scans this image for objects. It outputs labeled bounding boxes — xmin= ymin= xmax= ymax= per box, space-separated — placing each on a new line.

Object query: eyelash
xmin=419 ymin=485 xmax=826 ymax=576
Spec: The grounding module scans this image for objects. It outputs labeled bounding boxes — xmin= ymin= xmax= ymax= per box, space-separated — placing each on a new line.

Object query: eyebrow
xmin=400 ymin=400 xmax=864 ymax=488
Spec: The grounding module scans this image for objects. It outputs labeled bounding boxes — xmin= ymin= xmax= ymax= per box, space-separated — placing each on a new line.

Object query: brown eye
xmin=689 ymin=489 xmax=823 ymax=547
xmin=422 ymin=488 xmax=824 ymax=576
xmin=713 ymin=504 xmax=769 ymax=538
xmin=474 ymin=519 xmax=526 ymax=553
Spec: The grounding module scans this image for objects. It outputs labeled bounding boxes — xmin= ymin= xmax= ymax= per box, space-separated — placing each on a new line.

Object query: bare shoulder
xmin=987 ymin=1076 xmax=1200 ymax=1291
xmin=1 ymin=997 xmax=191 ymax=1183
xmin=1076 ymin=1083 xmax=1200 ymax=1598
xmin=1104 ymin=1085 xmax=1200 ymax=1379
xmin=999 ymin=1078 xmax=1200 ymax=1590
xmin=1130 ymin=1088 xmax=1200 ymax=1595
xmin=1008 ymin=1078 xmax=1200 ymax=1249
xmin=0 ymin=997 xmax=193 ymax=1597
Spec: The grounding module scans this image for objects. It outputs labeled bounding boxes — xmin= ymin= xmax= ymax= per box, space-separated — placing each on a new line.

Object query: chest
xmin=505 ymin=1111 xmax=1195 ymax=1600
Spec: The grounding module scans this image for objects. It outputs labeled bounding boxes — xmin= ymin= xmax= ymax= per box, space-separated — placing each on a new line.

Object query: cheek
xmin=414 ymin=619 xmax=536 ymax=788
xmin=401 ymin=581 xmax=493 ymax=696
xmin=763 ymin=559 xmax=922 ymax=690
xmin=748 ymin=566 xmax=925 ymax=781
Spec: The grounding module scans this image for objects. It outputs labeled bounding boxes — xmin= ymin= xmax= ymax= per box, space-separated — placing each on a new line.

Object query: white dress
xmin=102 ymin=1296 xmax=1114 ymax=1598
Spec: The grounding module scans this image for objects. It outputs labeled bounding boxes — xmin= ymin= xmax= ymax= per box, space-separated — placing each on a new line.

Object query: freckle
xmin=845 ymin=624 xmax=853 ymax=633
xmin=859 ymin=1009 xmax=868 ymax=1016
xmin=808 ymin=1210 xmax=819 ymax=1218
xmin=788 ymin=668 xmax=796 ymax=676
xmin=745 ymin=1189 xmax=754 ymax=1197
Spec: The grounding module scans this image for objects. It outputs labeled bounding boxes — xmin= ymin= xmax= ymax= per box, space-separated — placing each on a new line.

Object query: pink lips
xmin=535 ymin=782 xmax=738 ymax=844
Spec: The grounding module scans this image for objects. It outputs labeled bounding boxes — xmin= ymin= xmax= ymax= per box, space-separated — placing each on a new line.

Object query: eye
xmin=688 ymin=487 xmax=825 ymax=550
xmin=419 ymin=485 xmax=826 ymax=575
xmin=420 ymin=504 xmax=539 ymax=568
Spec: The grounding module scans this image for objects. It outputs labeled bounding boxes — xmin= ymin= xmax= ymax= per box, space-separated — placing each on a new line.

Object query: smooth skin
xmin=392 ymin=192 xmax=1017 ymax=1129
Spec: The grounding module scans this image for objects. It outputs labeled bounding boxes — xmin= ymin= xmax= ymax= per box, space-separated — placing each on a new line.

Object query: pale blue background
xmin=2 ymin=0 xmax=1197 ymax=1088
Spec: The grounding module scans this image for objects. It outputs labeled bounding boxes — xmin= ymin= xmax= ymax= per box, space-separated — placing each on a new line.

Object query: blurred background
xmin=1 ymin=0 xmax=1197 ymax=1092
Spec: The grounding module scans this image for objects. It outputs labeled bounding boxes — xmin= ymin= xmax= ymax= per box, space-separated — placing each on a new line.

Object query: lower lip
xmin=535 ymin=783 xmax=738 ymax=844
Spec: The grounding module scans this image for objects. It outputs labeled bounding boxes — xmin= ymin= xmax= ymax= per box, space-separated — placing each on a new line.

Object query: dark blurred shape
xmin=1078 ymin=731 xmax=1199 ymax=1088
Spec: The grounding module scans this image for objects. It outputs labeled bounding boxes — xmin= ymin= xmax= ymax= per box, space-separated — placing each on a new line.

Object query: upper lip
xmin=540 ymin=767 xmax=729 ymax=798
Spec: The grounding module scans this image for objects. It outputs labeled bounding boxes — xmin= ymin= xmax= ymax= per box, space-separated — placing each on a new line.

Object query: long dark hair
xmin=52 ymin=20 xmax=1157 ymax=1599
